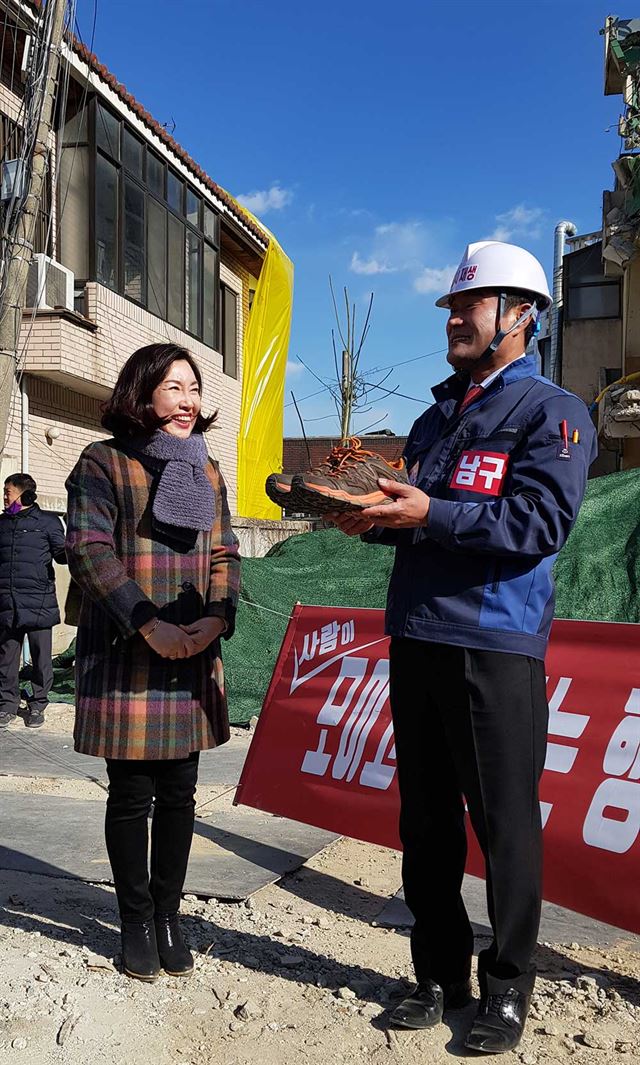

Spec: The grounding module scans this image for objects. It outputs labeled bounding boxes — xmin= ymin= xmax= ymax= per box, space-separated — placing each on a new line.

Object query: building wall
xmin=621 ymin=261 xmax=640 ymax=469
xmin=8 ymin=268 xmax=247 ymax=511
xmin=283 ymin=435 xmax=408 ymax=474
xmin=561 ymin=318 xmax=622 ymax=406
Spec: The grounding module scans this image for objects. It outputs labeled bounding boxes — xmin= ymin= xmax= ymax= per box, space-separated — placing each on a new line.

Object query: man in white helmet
xmin=329 ymin=241 xmax=597 ymax=1054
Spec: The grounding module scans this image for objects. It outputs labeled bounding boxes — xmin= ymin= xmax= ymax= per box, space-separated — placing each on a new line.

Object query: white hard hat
xmin=436 ymin=240 xmax=552 ymax=310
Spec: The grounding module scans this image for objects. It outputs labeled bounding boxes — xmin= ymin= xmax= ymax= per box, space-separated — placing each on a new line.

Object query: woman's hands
xmin=139 ymin=616 xmax=227 ymax=659
xmin=179 ymin=616 xmax=227 ymax=653
xmin=139 ymin=618 xmax=197 ymax=660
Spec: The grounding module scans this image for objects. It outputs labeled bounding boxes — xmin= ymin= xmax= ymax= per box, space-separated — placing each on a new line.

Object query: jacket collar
xmin=431 ymin=352 xmax=538 ymax=404
xmin=2 ymin=504 xmax=39 ymax=522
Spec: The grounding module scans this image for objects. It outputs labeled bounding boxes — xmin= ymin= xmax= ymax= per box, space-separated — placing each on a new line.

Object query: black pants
xmin=0 ymin=627 xmax=53 ymax=716
xmin=105 ymin=754 xmax=199 ymax=923
xmin=389 ymin=638 xmax=548 ymax=996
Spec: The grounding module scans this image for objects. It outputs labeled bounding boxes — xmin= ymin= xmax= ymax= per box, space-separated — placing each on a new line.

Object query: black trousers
xmin=389 ymin=638 xmax=548 ymax=996
xmin=0 ymin=627 xmax=53 ymax=715
xmin=105 ymin=754 xmax=199 ymax=923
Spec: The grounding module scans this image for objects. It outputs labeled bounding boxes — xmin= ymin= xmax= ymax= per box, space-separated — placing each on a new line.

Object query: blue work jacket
xmin=366 ymin=354 xmax=598 ymax=660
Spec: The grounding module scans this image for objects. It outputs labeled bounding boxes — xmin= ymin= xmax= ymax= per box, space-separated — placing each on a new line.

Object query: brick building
xmin=281 ymin=433 xmax=408 ymax=517
xmin=0 ymin=0 xmax=268 ymax=519
xmin=0 ymin=0 xmax=276 ymax=647
xmin=283 ymin=433 xmax=408 ymax=473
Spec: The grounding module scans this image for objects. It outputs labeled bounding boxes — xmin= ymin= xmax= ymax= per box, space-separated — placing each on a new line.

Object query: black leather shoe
xmin=465 ymin=988 xmax=530 ymax=1053
xmin=25 ymin=708 xmax=45 ymax=728
xmin=154 ymin=913 xmax=194 ymax=976
xmin=390 ymin=977 xmax=472 ymax=1029
xmin=121 ymin=920 xmax=161 ymax=982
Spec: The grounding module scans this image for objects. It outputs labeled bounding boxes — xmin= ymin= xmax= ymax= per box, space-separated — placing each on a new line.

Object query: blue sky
xmin=81 ymin=0 xmax=622 ymax=437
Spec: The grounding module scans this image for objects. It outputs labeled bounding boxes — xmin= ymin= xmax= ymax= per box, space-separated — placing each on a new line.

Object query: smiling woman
xmin=65 ymin=342 xmax=240 ymax=984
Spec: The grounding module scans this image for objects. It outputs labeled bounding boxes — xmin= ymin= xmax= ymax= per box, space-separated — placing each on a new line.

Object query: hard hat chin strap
xmin=480 ymin=292 xmax=538 ymax=361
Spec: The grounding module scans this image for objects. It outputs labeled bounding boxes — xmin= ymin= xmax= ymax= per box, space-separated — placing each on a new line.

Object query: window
xmin=58 ymin=86 xmax=90 ymax=275
xmin=96 ymin=102 xmax=120 ymax=160
xmin=95 ymin=154 xmax=118 ymax=288
xmin=203 ymin=246 xmax=217 ymax=348
xmin=167 ymin=170 xmax=184 ymax=214
xmin=167 ymin=214 xmax=184 ymax=328
xmin=221 ymin=283 xmax=238 ymax=378
xmin=147 ymin=152 xmax=165 ymax=198
xmin=566 ymin=285 xmax=620 ymax=320
xmin=203 ymin=205 xmax=219 ymax=244
xmin=564 ymin=244 xmax=621 ymax=322
xmin=186 ymin=232 xmax=201 ymax=335
xmin=0 ymin=20 xmax=26 ymax=98
xmin=123 ymin=179 xmax=145 ymax=302
xmin=87 ymin=96 xmax=221 ymax=345
xmin=122 ymin=128 xmax=143 ymax=178
xmin=147 ymin=197 xmax=167 ymax=319
xmin=186 ymin=188 xmax=200 ymax=227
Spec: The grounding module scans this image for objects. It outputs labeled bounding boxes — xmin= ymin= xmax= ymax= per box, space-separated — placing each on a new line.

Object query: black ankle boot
xmin=121 ymin=920 xmax=161 ymax=981
xmin=154 ymin=913 xmax=194 ymax=976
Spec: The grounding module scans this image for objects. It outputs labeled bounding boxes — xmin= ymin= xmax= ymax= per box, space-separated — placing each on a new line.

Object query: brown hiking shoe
xmin=265 ymin=472 xmax=295 ymax=508
xmin=265 ymin=472 xmax=313 ymax=511
xmin=292 ymin=437 xmax=408 ymax=513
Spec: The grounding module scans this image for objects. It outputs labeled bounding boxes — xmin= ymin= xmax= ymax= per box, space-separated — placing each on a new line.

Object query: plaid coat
xmin=65 ymin=439 xmax=240 ymax=760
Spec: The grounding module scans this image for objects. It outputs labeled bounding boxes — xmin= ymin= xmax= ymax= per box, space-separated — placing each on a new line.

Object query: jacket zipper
xmin=491 ymin=563 xmax=502 ymax=594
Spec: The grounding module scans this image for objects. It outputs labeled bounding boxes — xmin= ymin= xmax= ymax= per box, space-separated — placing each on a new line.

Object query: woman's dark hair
xmin=101 ymin=343 xmax=217 ymax=438
xmin=5 ymin=472 xmax=37 ymax=505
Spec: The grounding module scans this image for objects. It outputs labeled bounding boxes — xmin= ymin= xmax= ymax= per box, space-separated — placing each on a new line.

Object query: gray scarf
xmin=127 ymin=430 xmax=215 ymax=532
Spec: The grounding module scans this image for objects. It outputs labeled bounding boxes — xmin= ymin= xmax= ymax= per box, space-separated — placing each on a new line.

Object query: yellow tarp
xmin=229 ymin=202 xmax=293 ymax=519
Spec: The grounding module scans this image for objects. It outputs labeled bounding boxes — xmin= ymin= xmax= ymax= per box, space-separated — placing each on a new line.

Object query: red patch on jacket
xmin=450 ymin=450 xmax=509 ymax=496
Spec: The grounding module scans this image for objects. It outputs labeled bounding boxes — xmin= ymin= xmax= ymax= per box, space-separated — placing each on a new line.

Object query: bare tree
xmin=297 ymin=277 xmax=394 ymax=444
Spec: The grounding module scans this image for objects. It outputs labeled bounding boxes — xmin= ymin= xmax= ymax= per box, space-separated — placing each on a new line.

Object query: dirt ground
xmin=1 ymin=840 xmax=639 ymax=1065
xmin=1 ymin=708 xmax=639 ymax=1064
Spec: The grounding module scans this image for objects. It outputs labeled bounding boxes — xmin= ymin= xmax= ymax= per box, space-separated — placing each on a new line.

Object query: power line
xmin=284 ymin=345 xmax=447 ymax=409
xmin=366 ymin=382 xmax=431 ymax=405
xmin=4 ymin=0 xmax=86 ymax=447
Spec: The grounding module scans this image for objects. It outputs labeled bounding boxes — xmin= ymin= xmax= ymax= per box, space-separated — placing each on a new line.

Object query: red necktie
xmin=458 ymin=384 xmax=484 ymax=414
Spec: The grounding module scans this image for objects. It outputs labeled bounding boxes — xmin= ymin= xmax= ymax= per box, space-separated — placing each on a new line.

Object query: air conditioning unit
xmin=26 ymin=255 xmax=74 ymax=312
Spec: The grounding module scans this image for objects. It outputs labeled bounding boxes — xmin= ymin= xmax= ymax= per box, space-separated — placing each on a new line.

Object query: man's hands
xmin=328 ymin=512 xmax=376 ymax=536
xmin=329 ymin=479 xmax=431 ymax=532
xmin=139 ymin=616 xmax=227 ymax=659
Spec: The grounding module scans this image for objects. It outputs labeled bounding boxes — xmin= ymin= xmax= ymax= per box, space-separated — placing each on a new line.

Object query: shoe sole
xmin=162 ymin=966 xmax=194 ymax=977
xmin=464 ymin=1036 xmax=522 ymax=1054
xmin=265 ymin=475 xmax=311 ymax=511
xmin=390 ymin=994 xmax=472 ymax=1030
xmin=389 ymin=1014 xmax=443 ymax=1030
xmin=26 ymin=721 xmax=44 ymax=729
xmin=123 ymin=967 xmax=160 ymax=982
xmin=291 ymin=480 xmax=398 ymax=514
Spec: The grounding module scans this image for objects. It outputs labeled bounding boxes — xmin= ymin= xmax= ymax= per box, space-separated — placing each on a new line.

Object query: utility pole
xmin=340 ymin=347 xmax=353 ymax=441
xmin=0 ymin=0 xmax=67 ymax=457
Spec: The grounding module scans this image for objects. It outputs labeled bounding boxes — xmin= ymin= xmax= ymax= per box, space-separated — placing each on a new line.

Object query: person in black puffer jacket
xmin=0 ymin=473 xmax=67 ymax=729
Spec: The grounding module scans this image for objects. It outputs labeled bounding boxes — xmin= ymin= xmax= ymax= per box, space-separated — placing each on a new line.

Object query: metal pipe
xmin=549 ymin=221 xmax=577 ymax=385
xmin=20 ymin=375 xmax=28 ymax=472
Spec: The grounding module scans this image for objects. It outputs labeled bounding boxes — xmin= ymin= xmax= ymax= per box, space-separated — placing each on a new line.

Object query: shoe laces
xmin=482 ymin=991 xmax=521 ymax=1021
xmin=319 ymin=437 xmax=402 ymax=478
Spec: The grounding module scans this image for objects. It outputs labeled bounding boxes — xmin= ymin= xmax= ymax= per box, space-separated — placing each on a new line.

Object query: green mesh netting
xmin=21 ymin=638 xmax=76 ymax=705
xmin=224 ymin=528 xmax=394 ymax=723
xmin=553 ymin=466 xmax=640 ymax=623
xmin=45 ymin=468 xmax=640 ymax=722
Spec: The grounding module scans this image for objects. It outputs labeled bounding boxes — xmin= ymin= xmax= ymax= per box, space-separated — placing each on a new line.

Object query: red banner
xmin=236 ymin=606 xmax=640 ymax=935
